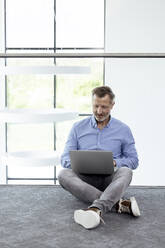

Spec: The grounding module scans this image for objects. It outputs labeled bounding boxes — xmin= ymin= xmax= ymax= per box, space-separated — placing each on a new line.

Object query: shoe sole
xmin=74 ymin=209 xmax=100 ymax=229
xmin=130 ymin=197 xmax=141 ymax=217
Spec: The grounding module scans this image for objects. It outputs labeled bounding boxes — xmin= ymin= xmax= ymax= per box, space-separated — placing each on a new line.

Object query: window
xmin=0 ymin=0 xmax=104 ymax=184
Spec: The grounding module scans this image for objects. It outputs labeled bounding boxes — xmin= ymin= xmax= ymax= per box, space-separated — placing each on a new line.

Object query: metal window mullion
xmin=7 ymin=177 xmax=58 ymax=181
xmin=54 ymin=0 xmax=57 ymax=184
xmin=0 ymin=0 xmax=7 ymax=184
xmin=1 ymin=53 xmax=165 ymax=58
xmin=6 ymin=47 xmax=104 ymax=50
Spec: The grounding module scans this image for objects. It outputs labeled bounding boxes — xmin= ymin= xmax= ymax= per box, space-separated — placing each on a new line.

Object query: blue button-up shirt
xmin=61 ymin=115 xmax=139 ymax=170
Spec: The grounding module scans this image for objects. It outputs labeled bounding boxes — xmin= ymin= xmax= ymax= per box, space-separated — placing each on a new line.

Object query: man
xmin=58 ymin=86 xmax=140 ymax=229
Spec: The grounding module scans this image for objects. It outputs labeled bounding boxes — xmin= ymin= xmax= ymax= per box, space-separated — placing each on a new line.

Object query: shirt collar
xmin=91 ymin=115 xmax=112 ymax=128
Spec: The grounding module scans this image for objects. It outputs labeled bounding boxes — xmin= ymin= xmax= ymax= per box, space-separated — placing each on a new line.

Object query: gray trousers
xmin=58 ymin=167 xmax=132 ymax=214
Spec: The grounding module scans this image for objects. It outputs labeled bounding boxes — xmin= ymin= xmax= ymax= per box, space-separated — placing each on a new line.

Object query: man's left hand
xmin=113 ymin=160 xmax=116 ymax=167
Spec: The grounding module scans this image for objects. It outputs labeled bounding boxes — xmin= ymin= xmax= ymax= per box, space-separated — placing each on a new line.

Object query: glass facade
xmin=2 ymin=0 xmax=104 ymax=183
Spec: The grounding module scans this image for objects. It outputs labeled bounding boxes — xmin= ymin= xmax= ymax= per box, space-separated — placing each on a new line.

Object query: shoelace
xmin=96 ymin=209 xmax=106 ymax=225
xmin=100 ymin=215 xmax=106 ymax=225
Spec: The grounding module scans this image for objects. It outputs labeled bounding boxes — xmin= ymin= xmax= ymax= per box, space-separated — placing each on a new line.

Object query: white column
xmin=0 ymin=0 xmax=7 ymax=184
xmin=104 ymin=0 xmax=165 ymax=186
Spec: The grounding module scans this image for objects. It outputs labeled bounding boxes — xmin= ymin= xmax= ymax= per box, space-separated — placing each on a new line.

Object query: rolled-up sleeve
xmin=60 ymin=124 xmax=78 ymax=168
xmin=115 ymin=127 xmax=139 ymax=170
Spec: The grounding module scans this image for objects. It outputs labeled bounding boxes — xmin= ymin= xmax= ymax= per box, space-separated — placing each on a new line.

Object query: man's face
xmin=92 ymin=94 xmax=114 ymax=122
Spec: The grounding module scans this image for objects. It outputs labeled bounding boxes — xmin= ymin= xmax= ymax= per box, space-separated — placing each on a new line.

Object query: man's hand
xmin=113 ymin=160 xmax=116 ymax=167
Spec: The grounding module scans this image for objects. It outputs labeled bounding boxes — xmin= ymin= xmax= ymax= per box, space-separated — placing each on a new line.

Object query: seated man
xmin=58 ymin=86 xmax=140 ymax=229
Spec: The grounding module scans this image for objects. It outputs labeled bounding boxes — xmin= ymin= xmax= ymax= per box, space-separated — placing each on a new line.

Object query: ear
xmin=111 ymin=101 xmax=115 ymax=109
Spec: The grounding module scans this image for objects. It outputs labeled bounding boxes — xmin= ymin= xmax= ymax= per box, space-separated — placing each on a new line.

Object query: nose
xmin=97 ymin=107 xmax=102 ymax=114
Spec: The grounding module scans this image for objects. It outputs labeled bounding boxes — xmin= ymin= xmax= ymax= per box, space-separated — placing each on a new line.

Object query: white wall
xmin=105 ymin=0 xmax=165 ymax=185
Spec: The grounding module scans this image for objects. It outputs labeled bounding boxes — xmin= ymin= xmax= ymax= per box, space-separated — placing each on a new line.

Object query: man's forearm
xmin=115 ymin=157 xmax=139 ymax=170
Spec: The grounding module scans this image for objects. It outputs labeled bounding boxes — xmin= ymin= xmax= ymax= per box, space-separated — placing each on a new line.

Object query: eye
xmin=102 ymin=106 xmax=109 ymax=109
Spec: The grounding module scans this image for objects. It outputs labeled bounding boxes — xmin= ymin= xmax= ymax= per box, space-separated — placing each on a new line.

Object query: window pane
xmin=6 ymin=0 xmax=54 ymax=47
xmin=6 ymin=51 xmax=55 ymax=179
xmin=7 ymin=124 xmax=54 ymax=152
xmin=106 ymin=0 xmax=165 ymax=52
xmin=56 ymin=50 xmax=104 ymax=113
xmin=56 ymin=0 xmax=104 ymax=47
xmin=7 ymin=124 xmax=55 ymax=179
xmin=7 ymin=51 xmax=54 ymax=108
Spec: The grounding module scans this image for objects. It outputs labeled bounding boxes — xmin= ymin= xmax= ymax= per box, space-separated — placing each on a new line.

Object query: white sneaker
xmin=74 ymin=208 xmax=101 ymax=229
xmin=130 ymin=197 xmax=141 ymax=217
xmin=117 ymin=196 xmax=141 ymax=217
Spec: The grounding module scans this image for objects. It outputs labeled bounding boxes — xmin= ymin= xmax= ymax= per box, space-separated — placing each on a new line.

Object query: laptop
xmin=70 ymin=150 xmax=114 ymax=175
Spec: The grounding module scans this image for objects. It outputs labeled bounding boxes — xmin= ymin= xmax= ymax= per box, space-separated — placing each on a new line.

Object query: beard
xmin=94 ymin=114 xmax=110 ymax=123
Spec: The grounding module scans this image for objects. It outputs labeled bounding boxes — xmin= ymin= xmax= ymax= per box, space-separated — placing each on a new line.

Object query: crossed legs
xmin=58 ymin=167 xmax=132 ymax=214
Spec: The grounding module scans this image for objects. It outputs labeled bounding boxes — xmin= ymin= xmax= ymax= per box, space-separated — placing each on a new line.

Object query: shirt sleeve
xmin=115 ymin=127 xmax=139 ymax=170
xmin=60 ymin=124 xmax=78 ymax=168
